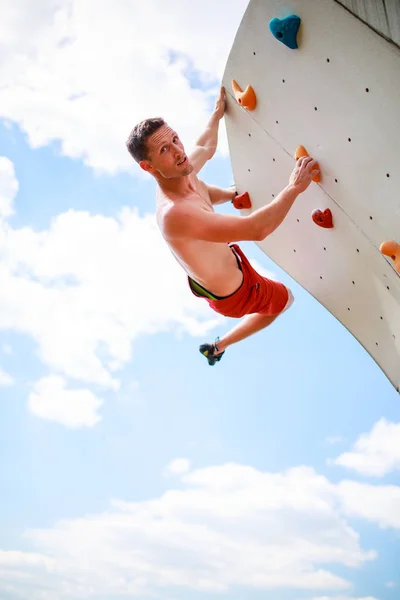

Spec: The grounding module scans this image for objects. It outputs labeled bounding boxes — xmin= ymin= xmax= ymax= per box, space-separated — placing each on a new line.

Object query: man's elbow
xmin=205 ymin=145 xmax=216 ymax=159
xmin=247 ymin=217 xmax=270 ymax=242
xmin=256 ymin=226 xmax=273 ymax=241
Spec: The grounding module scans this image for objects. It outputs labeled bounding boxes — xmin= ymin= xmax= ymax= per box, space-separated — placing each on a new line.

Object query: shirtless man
xmin=126 ymin=87 xmax=319 ymax=365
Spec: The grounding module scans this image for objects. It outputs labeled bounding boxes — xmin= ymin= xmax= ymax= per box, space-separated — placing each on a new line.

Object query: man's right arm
xmin=163 ymin=157 xmax=319 ymax=243
xmin=162 ymin=184 xmax=301 ymax=243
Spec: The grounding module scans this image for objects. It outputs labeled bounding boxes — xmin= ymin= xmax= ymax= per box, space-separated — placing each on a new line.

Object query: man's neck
xmin=156 ymin=174 xmax=196 ymax=199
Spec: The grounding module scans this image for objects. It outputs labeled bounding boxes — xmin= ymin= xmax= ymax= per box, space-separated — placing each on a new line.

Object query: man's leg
xmin=215 ymin=288 xmax=294 ymax=354
xmin=214 ymin=312 xmax=278 ymax=353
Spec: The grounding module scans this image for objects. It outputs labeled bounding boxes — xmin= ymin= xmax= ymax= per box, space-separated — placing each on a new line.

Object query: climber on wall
xmin=126 ymin=86 xmax=319 ymax=365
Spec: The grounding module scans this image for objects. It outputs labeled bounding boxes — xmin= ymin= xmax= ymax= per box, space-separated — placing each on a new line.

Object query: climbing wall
xmin=222 ymin=0 xmax=400 ymax=392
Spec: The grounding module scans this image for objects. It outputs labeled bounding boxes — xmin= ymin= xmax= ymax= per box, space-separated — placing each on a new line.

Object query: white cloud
xmin=309 ymin=596 xmax=379 ymax=600
xmin=165 ymin=458 xmax=191 ymax=476
xmin=0 ymin=156 xmax=17 ymax=220
xmin=1 ymin=463 xmax=384 ymax=599
xmin=28 ymin=375 xmax=103 ymax=428
xmin=0 ymin=550 xmax=55 ymax=570
xmin=333 ymin=419 xmax=400 ymax=476
xmin=0 ymin=549 xmax=59 ymax=600
xmin=0 ymin=158 xmax=222 ymax=390
xmin=0 ymin=366 xmax=14 ymax=386
xmin=326 ymin=436 xmax=345 ymax=446
xmin=0 ymin=0 xmax=248 ymax=175
xmin=337 ymin=480 xmax=400 ymax=529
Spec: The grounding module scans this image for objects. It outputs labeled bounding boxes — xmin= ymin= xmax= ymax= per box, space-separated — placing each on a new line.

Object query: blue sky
xmin=0 ymin=1 xmax=399 ymax=600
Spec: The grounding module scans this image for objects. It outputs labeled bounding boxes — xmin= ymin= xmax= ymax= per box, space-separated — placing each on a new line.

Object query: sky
xmin=0 ymin=1 xmax=399 ymax=600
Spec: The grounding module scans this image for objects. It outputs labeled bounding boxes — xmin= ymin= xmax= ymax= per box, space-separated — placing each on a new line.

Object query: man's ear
xmin=139 ymin=159 xmax=156 ymax=175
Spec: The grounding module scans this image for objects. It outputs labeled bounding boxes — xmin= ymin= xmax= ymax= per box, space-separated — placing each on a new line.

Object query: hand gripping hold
xmin=295 ymin=145 xmax=321 ymax=182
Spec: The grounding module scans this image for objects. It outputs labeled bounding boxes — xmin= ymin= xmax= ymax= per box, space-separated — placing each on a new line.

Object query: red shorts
xmin=188 ymin=244 xmax=289 ymax=318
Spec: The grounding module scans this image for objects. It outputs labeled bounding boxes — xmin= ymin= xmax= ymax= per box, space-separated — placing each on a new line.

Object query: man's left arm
xmin=188 ymin=87 xmax=226 ymax=174
xmin=205 ymin=184 xmax=237 ymax=205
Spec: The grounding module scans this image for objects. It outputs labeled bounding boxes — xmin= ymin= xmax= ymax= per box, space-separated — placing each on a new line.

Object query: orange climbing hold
xmin=232 ymin=80 xmax=257 ymax=111
xmin=295 ymin=145 xmax=321 ymax=182
xmin=380 ymin=240 xmax=400 ymax=273
xmin=232 ymin=191 xmax=252 ymax=210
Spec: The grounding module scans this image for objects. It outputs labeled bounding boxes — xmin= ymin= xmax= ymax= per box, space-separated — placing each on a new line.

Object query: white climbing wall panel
xmin=222 ymin=0 xmax=400 ymax=392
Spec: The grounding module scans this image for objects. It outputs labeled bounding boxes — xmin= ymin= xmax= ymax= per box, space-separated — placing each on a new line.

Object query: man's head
xmin=126 ymin=119 xmax=193 ymax=180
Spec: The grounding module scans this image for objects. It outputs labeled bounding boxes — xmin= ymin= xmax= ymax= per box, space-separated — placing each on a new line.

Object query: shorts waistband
xmin=188 ymin=245 xmax=243 ymax=300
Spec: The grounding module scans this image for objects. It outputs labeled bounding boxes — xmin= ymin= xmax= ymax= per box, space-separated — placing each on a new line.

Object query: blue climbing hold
xmin=269 ymin=15 xmax=301 ymax=49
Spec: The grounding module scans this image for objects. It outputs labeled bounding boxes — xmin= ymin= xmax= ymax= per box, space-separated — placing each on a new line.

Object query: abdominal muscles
xmin=167 ymin=238 xmax=243 ymax=297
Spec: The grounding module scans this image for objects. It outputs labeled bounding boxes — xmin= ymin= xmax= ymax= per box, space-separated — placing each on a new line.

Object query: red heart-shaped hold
xmin=312 ymin=208 xmax=333 ymax=228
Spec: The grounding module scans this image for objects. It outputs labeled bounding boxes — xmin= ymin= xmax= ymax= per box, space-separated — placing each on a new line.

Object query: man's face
xmin=143 ymin=124 xmax=193 ymax=179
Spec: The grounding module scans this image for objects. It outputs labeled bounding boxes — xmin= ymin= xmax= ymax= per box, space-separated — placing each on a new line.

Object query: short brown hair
xmin=126 ymin=118 xmax=165 ymax=163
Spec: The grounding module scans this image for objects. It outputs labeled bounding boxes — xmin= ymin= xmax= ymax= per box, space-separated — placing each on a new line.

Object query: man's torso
xmin=156 ymin=174 xmax=243 ymax=297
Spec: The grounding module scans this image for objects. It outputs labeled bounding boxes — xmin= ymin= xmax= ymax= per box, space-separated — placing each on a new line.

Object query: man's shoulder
xmin=161 ymin=197 xmax=205 ymax=240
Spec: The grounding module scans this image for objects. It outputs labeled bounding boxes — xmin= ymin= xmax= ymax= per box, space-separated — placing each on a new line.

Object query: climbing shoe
xmin=199 ymin=338 xmax=225 ymax=366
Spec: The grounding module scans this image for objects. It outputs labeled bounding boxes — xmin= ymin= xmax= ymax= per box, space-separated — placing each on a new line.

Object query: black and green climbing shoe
xmin=199 ymin=338 xmax=225 ymax=366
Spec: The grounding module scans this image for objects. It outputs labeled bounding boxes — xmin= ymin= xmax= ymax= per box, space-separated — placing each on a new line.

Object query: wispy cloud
xmin=28 ymin=375 xmax=103 ymax=428
xmin=0 ymin=366 xmax=14 ymax=387
xmin=385 ymin=581 xmax=397 ymax=588
xmin=332 ymin=418 xmax=400 ymax=476
xmin=164 ymin=457 xmax=191 ymax=476
xmin=325 ymin=436 xmax=345 ymax=446
xmin=308 ymin=596 xmax=379 ymax=600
